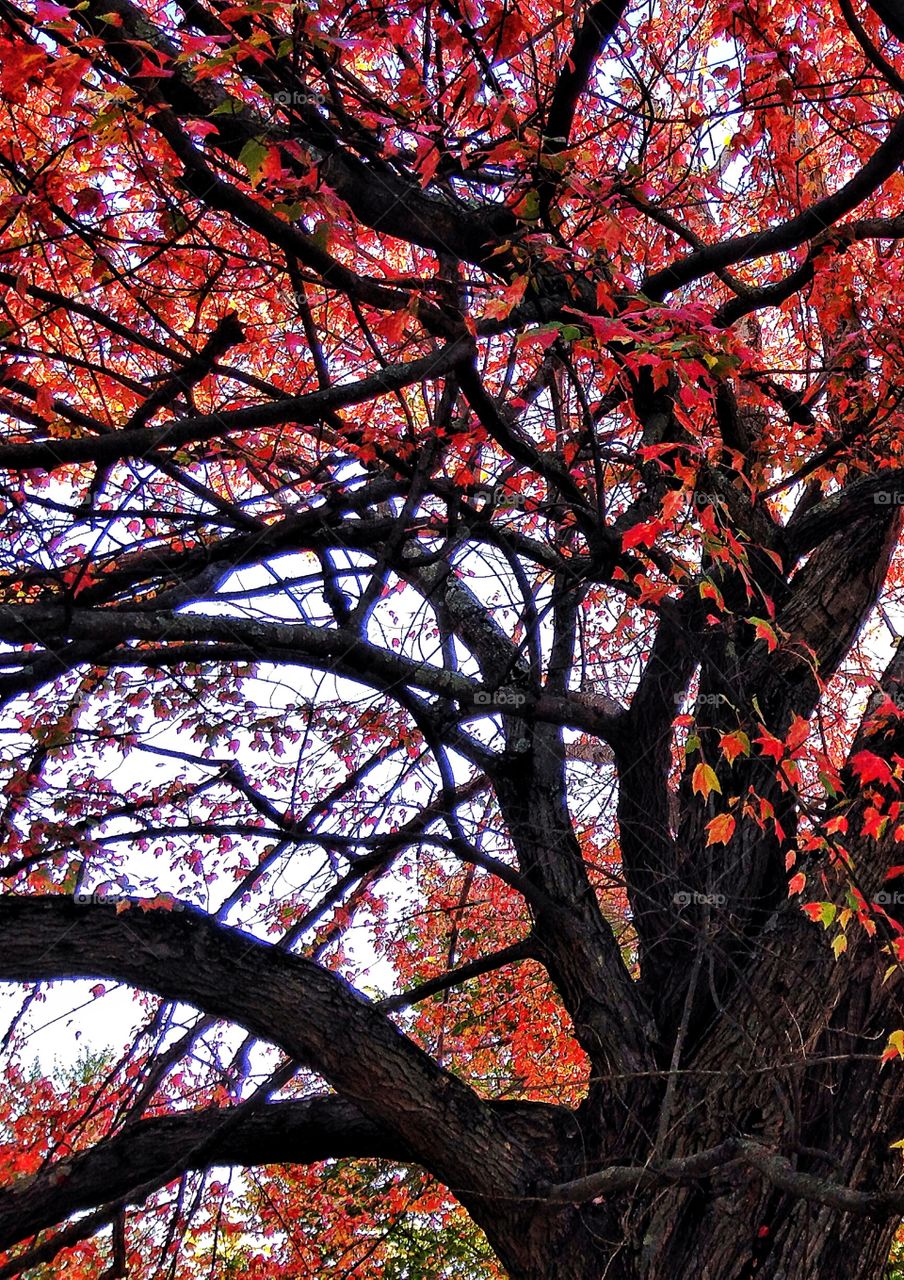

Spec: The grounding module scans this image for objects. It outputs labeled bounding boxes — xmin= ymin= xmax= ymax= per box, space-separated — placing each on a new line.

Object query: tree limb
xmin=0 ymin=896 xmax=529 ymax=1201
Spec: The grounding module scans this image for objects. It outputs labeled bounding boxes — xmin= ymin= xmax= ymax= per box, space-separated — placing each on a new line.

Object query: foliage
xmin=1 ymin=0 xmax=904 ymax=1275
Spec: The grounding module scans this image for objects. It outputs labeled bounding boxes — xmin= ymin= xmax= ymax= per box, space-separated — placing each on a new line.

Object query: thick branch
xmin=0 ymin=897 xmax=527 ymax=1199
xmin=864 ymin=0 xmax=904 ymax=42
xmin=643 ymin=113 xmax=904 ymax=299
xmin=0 ymin=341 xmax=472 ymax=474
xmin=69 ymin=0 xmax=517 ymax=271
xmin=0 ymin=1096 xmax=404 ymax=1253
xmin=0 ymin=605 xmax=622 ymax=747
xmin=539 ymin=0 xmax=630 ymax=214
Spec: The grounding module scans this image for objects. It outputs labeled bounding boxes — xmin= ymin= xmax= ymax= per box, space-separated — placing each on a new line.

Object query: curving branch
xmin=643 ymin=113 xmax=904 ymax=299
xmin=539 ymin=0 xmax=630 ymax=215
xmin=0 ymin=896 xmax=529 ymax=1202
xmin=0 ymin=340 xmax=472 ymax=474
xmin=542 ymin=1137 xmax=904 ymax=1216
xmin=839 ymin=0 xmax=904 ymax=94
xmin=63 ymin=0 xmax=517 ymax=272
xmin=863 ymin=0 xmax=904 ymax=42
xmin=0 ymin=1096 xmax=404 ymax=1254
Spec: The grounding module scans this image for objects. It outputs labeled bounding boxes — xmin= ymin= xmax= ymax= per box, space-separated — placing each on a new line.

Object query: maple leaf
xmin=719 ymin=730 xmax=750 ymax=764
xmin=785 ymin=715 xmax=810 ymax=752
xmin=862 ymin=807 xmax=889 ymax=841
xmin=802 ymin=901 xmax=837 ymax=928
xmin=34 ymin=0 xmax=70 ymax=19
xmin=750 ymin=617 xmax=779 ymax=652
xmin=700 ymin=579 xmax=726 ymax=611
xmin=755 ymin=729 xmax=785 ymax=762
xmin=881 ymin=1030 xmax=904 ymax=1065
xmin=850 ymin=751 xmax=895 ymax=787
xmin=705 ymin=813 xmax=735 ymax=845
xmin=692 ymin=763 xmax=721 ymax=799
xmin=622 ymin=518 xmax=664 ymax=550
xmin=788 ymin=871 xmax=807 ymax=897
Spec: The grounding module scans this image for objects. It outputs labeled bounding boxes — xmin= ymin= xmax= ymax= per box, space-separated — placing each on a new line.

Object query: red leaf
xmin=850 ymin=751 xmax=894 ymax=786
xmin=35 ymin=0 xmax=70 ymax=18
xmin=622 ymin=518 xmax=664 ymax=551
xmin=788 ymin=871 xmax=806 ymax=896
xmin=755 ymin=730 xmax=785 ymax=762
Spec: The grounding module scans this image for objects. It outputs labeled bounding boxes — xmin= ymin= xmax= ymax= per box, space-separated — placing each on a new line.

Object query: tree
xmin=2 ymin=0 xmax=904 ymax=1273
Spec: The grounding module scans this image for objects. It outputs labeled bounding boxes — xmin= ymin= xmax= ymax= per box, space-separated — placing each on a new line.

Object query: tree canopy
xmin=2 ymin=0 xmax=904 ymax=1275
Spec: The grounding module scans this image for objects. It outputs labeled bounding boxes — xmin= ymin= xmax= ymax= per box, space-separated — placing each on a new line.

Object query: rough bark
xmin=5 ymin=1 xmax=904 ymax=1276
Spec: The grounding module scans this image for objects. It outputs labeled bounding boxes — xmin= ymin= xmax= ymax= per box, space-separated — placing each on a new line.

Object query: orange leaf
xmin=706 ymin=813 xmax=735 ymax=845
xmin=719 ymin=731 xmax=750 ymax=765
xmin=692 ymin=763 xmax=721 ymax=799
xmin=751 ymin=617 xmax=778 ymax=652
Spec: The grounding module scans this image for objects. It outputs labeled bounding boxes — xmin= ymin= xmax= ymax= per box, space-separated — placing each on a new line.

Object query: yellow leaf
xmin=882 ymin=1029 xmax=904 ymax=1064
xmin=692 ymin=763 xmax=721 ymax=799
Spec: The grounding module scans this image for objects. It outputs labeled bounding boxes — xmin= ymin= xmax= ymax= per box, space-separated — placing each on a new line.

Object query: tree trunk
xmin=484 ymin=1108 xmax=901 ymax=1280
xmin=475 ymin=822 xmax=904 ymax=1280
xmin=491 ymin=1205 xmax=896 ymax=1280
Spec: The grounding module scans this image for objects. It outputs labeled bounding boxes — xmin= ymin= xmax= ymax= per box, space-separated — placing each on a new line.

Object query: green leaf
xmin=819 ymin=771 xmax=840 ymax=798
xmin=310 ymin=219 xmax=331 ymax=251
xmin=518 ymin=189 xmax=540 ymax=221
xmin=817 ymin=901 xmax=837 ymax=928
xmin=239 ymin=138 xmax=268 ymax=184
xmin=211 ymin=99 xmax=244 ymax=116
